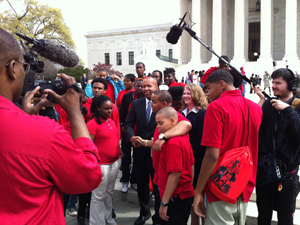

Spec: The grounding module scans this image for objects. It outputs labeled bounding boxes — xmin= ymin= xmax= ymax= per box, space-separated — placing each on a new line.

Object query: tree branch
xmin=6 ymin=0 xmax=19 ymax=18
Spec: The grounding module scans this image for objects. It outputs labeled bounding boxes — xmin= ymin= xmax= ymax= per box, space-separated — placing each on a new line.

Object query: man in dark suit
xmin=80 ymin=73 xmax=88 ymax=90
xmin=125 ymin=77 xmax=160 ymax=225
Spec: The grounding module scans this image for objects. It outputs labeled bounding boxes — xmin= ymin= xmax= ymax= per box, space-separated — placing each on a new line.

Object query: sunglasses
xmin=5 ymin=59 xmax=31 ymax=75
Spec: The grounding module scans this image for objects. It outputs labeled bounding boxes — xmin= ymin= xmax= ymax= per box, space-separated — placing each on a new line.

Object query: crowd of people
xmin=1 ymin=27 xmax=300 ymax=225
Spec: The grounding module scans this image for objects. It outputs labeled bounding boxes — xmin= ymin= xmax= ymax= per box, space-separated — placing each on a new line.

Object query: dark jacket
xmin=119 ymin=92 xmax=143 ymax=126
xmin=124 ymin=97 xmax=156 ymax=160
xmin=259 ymin=96 xmax=300 ymax=171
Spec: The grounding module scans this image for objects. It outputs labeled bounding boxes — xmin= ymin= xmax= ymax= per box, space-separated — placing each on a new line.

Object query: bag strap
xmin=291 ymin=98 xmax=300 ymax=110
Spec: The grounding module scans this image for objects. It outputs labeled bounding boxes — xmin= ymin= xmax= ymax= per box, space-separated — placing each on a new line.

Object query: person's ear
xmin=219 ymin=80 xmax=226 ymax=90
xmin=162 ymin=101 xmax=168 ymax=107
xmin=104 ymin=89 xmax=107 ymax=94
xmin=6 ymin=60 xmax=17 ymax=80
xmin=170 ymin=117 xmax=176 ymax=126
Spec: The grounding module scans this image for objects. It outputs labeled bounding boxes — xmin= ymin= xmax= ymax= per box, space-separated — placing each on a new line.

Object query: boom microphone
xmin=166 ymin=12 xmax=188 ymax=44
xmin=15 ymin=33 xmax=79 ymax=68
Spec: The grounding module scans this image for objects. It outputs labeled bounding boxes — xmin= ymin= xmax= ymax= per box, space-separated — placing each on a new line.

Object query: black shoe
xmin=134 ymin=212 xmax=151 ymax=225
xmin=77 ymin=216 xmax=85 ymax=225
xmin=112 ymin=208 xmax=116 ymax=219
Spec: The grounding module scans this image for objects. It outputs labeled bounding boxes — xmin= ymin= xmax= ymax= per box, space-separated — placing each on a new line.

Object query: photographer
xmin=0 ymin=28 xmax=102 ymax=224
xmin=253 ymin=68 xmax=300 ymax=225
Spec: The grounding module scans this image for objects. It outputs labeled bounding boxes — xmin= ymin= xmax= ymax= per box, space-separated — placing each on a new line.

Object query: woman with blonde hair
xmin=181 ymin=84 xmax=207 ymax=225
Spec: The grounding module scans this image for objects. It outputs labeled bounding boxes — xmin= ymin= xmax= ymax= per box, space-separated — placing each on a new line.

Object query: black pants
xmin=135 ymin=154 xmax=161 ymax=224
xmin=256 ymin=172 xmax=299 ymax=225
xmin=161 ymin=196 xmax=193 ymax=225
xmin=77 ymin=192 xmax=91 ymax=218
xmin=120 ymin=137 xmax=137 ymax=184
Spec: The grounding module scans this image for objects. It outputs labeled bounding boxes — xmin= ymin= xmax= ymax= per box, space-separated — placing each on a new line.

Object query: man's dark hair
xmin=91 ymin=77 xmax=108 ymax=90
xmin=195 ymin=71 xmax=199 ymax=74
xmin=191 ymin=70 xmax=194 ymax=72
xmin=206 ymin=70 xmax=234 ymax=85
xmin=0 ymin=28 xmax=23 ymax=68
xmin=153 ymin=90 xmax=172 ymax=104
xmin=96 ymin=67 xmax=106 ymax=73
xmin=271 ymin=68 xmax=295 ymax=85
xmin=163 ymin=67 xmax=175 ymax=76
xmin=125 ymin=73 xmax=136 ymax=82
xmin=90 ymin=95 xmax=112 ymax=125
xmin=168 ymin=86 xmax=184 ymax=101
xmin=80 ymin=104 xmax=88 ymax=117
xmin=136 ymin=62 xmax=145 ymax=68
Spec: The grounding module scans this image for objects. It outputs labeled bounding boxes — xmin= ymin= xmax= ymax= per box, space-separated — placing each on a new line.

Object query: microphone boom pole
xmin=182 ymin=24 xmax=272 ymax=100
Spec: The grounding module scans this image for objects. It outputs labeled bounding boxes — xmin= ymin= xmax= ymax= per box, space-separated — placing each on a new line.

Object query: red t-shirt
xmin=58 ymin=108 xmax=69 ymax=125
xmin=84 ymin=98 xmax=120 ymax=135
xmin=104 ymin=82 xmax=115 ymax=103
xmin=158 ymin=135 xmax=195 ymax=200
xmin=201 ymin=90 xmax=262 ymax=203
xmin=169 ymin=81 xmax=186 ymax=87
xmin=87 ymin=118 xmax=120 ymax=165
xmin=152 ymin=112 xmax=189 ymax=185
xmin=0 ymin=95 xmax=102 ymax=224
xmin=62 ymin=121 xmax=72 ymax=137
xmin=116 ymin=89 xmax=134 ymax=107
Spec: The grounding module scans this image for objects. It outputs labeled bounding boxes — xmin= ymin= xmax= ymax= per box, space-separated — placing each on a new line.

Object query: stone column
xmin=232 ymin=0 xmax=246 ymax=65
xmin=283 ymin=0 xmax=299 ymax=66
xmin=257 ymin=0 xmax=273 ymax=71
xmin=209 ymin=0 xmax=223 ymax=65
xmin=189 ymin=0 xmax=201 ymax=64
xmin=172 ymin=0 xmax=182 ymax=64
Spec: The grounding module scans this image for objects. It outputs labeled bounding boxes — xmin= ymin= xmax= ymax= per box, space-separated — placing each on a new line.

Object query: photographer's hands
xmin=21 ymin=86 xmax=48 ymax=115
xmin=45 ymin=74 xmax=91 ymax=140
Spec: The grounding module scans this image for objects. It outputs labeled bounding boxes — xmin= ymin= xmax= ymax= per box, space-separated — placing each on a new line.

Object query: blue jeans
xmin=68 ymin=194 xmax=77 ymax=209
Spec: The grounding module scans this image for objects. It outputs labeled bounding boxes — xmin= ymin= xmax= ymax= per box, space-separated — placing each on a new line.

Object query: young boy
xmin=156 ymin=107 xmax=195 ymax=225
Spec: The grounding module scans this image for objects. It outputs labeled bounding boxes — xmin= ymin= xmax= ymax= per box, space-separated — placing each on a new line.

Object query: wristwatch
xmin=160 ymin=201 xmax=169 ymax=207
xmin=67 ymin=83 xmax=81 ymax=93
xmin=158 ymin=133 xmax=168 ymax=142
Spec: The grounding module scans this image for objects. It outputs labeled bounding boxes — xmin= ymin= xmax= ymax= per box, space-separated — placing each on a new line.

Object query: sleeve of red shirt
xmin=166 ymin=141 xmax=183 ymax=173
xmin=201 ymin=103 xmax=223 ymax=149
xmin=111 ymin=104 xmax=120 ymax=139
xmin=46 ymin=126 xmax=102 ymax=195
xmin=200 ymin=67 xmax=217 ymax=84
xmin=177 ymin=112 xmax=189 ymax=122
xmin=116 ymin=91 xmax=123 ymax=107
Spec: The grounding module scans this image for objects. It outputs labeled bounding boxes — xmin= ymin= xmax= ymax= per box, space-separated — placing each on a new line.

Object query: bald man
xmin=124 ymin=77 xmax=161 ymax=225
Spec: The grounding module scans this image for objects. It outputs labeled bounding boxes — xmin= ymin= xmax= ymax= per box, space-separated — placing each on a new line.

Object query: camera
xmin=35 ymin=77 xmax=67 ymax=95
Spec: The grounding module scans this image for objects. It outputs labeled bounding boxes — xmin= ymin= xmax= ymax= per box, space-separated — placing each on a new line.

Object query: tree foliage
xmin=58 ymin=65 xmax=90 ymax=82
xmin=92 ymin=62 xmax=123 ymax=78
xmin=0 ymin=0 xmax=75 ymax=50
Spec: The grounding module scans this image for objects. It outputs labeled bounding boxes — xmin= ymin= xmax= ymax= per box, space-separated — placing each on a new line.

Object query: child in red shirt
xmin=156 ymin=107 xmax=194 ymax=225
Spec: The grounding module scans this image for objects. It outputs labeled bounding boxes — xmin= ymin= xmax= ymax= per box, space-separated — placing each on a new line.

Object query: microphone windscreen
xmin=36 ymin=40 xmax=79 ymax=67
xmin=166 ymin=25 xmax=183 ymax=44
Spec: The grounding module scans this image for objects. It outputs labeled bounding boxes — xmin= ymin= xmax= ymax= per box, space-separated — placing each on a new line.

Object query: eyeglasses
xmin=5 ymin=59 xmax=31 ymax=75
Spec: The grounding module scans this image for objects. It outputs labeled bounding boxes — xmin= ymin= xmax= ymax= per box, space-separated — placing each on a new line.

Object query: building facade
xmin=86 ymin=0 xmax=300 ymax=76
xmin=85 ymin=24 xmax=175 ymax=75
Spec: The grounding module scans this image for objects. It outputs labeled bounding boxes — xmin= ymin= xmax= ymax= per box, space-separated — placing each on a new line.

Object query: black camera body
xmin=35 ymin=77 xmax=67 ymax=95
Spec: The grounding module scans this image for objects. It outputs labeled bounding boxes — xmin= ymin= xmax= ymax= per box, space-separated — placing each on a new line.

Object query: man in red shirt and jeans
xmin=0 ymin=28 xmax=102 ymax=224
xmin=193 ymin=70 xmax=262 ymax=225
